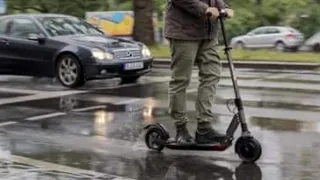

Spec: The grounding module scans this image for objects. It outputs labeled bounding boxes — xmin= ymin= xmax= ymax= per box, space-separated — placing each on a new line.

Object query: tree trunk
xmin=133 ymin=0 xmax=155 ymax=45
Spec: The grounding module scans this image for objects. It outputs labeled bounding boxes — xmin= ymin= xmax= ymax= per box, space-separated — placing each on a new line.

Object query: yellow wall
xmin=87 ymin=12 xmax=134 ymax=36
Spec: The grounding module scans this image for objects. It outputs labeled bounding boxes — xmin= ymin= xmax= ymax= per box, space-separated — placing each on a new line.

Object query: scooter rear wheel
xmin=145 ymin=127 xmax=167 ymax=152
xmin=235 ymin=136 xmax=262 ymax=163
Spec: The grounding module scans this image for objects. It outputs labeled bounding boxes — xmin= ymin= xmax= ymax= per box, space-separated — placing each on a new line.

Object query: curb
xmin=153 ymin=58 xmax=320 ymax=70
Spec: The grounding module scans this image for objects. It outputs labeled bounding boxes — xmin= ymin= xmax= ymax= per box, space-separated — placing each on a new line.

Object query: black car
xmin=0 ymin=14 xmax=153 ymax=88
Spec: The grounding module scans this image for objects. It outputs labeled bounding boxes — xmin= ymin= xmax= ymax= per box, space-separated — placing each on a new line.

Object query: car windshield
xmin=36 ymin=16 xmax=104 ymax=36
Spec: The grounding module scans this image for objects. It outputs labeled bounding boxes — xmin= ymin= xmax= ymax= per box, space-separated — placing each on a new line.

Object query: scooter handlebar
xmin=219 ymin=9 xmax=228 ymax=18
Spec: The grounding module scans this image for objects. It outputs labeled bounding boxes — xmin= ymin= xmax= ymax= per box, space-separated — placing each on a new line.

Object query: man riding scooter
xmin=164 ymin=0 xmax=234 ymax=144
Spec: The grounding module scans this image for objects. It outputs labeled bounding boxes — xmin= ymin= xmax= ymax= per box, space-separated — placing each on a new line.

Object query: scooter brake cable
xmin=226 ymin=99 xmax=236 ymax=114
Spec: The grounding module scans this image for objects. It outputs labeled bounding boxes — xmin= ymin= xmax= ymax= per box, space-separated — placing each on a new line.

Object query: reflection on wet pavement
xmin=251 ymin=117 xmax=305 ymax=132
xmin=0 ymin=68 xmax=320 ymax=179
xmin=251 ymin=117 xmax=320 ymax=133
xmin=6 ymin=127 xmax=262 ymax=180
xmin=2 ymin=107 xmax=320 ymax=180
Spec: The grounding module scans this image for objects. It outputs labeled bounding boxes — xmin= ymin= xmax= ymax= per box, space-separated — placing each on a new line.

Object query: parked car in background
xmin=303 ymin=31 xmax=320 ymax=52
xmin=0 ymin=14 xmax=153 ymax=88
xmin=230 ymin=26 xmax=305 ymax=52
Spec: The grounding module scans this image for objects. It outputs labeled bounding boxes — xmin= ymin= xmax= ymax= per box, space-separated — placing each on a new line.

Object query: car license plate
xmin=124 ymin=62 xmax=143 ymax=70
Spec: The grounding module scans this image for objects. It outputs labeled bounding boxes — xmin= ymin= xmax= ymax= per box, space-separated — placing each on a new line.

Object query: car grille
xmin=113 ymin=49 xmax=142 ymax=60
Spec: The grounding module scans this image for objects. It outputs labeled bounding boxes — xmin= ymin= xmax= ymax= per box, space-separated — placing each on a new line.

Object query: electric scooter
xmin=144 ymin=10 xmax=262 ymax=163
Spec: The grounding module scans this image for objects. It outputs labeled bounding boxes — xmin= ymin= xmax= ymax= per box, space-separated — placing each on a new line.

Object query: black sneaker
xmin=175 ymin=126 xmax=194 ymax=144
xmin=195 ymin=128 xmax=227 ymax=144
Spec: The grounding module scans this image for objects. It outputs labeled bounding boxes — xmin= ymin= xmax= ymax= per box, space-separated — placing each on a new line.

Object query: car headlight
xmin=141 ymin=45 xmax=152 ymax=58
xmin=91 ymin=48 xmax=113 ymax=60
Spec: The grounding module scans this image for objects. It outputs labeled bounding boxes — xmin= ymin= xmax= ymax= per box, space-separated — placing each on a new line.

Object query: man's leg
xmin=194 ymin=39 xmax=226 ymax=144
xmin=168 ymin=39 xmax=200 ymax=143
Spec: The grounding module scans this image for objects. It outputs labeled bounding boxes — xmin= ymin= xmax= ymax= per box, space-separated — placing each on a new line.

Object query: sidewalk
xmin=153 ymin=58 xmax=320 ymax=70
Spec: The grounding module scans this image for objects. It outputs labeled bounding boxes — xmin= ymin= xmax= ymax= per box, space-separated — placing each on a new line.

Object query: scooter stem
xmin=218 ymin=15 xmax=239 ymax=99
xmin=218 ymin=15 xmax=249 ymax=133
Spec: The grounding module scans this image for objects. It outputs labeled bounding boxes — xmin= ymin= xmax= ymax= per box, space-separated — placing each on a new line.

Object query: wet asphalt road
xmin=0 ymin=66 xmax=320 ymax=179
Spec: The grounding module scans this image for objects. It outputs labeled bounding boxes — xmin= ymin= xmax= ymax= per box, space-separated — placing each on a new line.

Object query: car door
xmin=245 ymin=27 xmax=269 ymax=48
xmin=264 ymin=27 xmax=282 ymax=48
xmin=0 ymin=17 xmax=15 ymax=74
xmin=6 ymin=17 xmax=52 ymax=76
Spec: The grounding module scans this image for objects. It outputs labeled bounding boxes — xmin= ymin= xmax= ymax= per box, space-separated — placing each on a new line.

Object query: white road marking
xmin=113 ymin=98 xmax=144 ymax=105
xmin=72 ymin=105 xmax=107 ymax=112
xmin=24 ymin=105 xmax=107 ymax=122
xmin=155 ymin=100 xmax=320 ymax=122
xmin=91 ymin=72 xmax=198 ymax=90
xmin=71 ymin=95 xmax=142 ymax=105
xmin=25 ymin=112 xmax=66 ymax=121
xmin=0 ymin=121 xmax=17 ymax=127
xmin=0 ymin=87 xmax=46 ymax=94
xmin=218 ymin=79 xmax=320 ymax=92
xmin=12 ymin=155 xmax=136 ymax=179
xmin=0 ymin=90 xmax=86 ymax=106
xmin=186 ymin=88 xmax=197 ymax=93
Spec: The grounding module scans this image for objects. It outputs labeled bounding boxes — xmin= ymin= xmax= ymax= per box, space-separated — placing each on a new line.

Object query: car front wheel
xmin=56 ymin=54 xmax=85 ymax=88
xmin=236 ymin=41 xmax=245 ymax=49
xmin=275 ymin=41 xmax=286 ymax=52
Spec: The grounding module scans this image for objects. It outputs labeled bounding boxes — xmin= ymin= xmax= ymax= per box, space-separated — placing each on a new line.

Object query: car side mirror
xmin=28 ymin=33 xmax=46 ymax=43
xmin=27 ymin=33 xmax=39 ymax=40
xmin=247 ymin=33 xmax=254 ymax=36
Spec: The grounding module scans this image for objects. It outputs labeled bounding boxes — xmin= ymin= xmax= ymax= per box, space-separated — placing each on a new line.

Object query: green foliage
xmin=6 ymin=0 xmax=320 ymax=39
xmin=220 ymin=0 xmax=320 ymax=40
xmin=6 ymin=0 xmax=130 ymax=16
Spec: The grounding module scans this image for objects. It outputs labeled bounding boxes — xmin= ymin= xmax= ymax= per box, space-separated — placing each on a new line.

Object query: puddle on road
xmin=14 ymin=150 xmax=262 ymax=180
xmin=250 ymin=117 xmax=320 ymax=133
xmin=5 ymin=108 xmax=147 ymax=143
xmin=4 ymin=129 xmax=246 ymax=180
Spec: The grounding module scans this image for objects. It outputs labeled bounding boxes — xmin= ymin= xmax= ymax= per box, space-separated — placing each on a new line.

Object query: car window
xmin=9 ymin=18 xmax=40 ymax=39
xmin=252 ymin=28 xmax=267 ymax=35
xmin=266 ymin=28 xmax=280 ymax=34
xmin=36 ymin=16 xmax=104 ymax=37
xmin=0 ymin=18 xmax=10 ymax=35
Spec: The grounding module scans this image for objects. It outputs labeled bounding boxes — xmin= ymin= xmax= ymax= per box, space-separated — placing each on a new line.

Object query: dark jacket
xmin=164 ymin=0 xmax=229 ymax=40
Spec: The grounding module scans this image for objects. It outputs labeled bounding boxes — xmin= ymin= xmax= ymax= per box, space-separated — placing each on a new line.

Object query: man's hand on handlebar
xmin=206 ymin=7 xmax=234 ymax=19
xmin=205 ymin=7 xmax=219 ymax=19
xmin=225 ymin=8 xmax=234 ymax=18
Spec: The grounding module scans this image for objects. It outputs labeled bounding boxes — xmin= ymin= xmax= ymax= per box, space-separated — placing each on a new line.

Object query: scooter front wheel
xmin=145 ymin=126 xmax=168 ymax=152
xmin=235 ymin=136 xmax=262 ymax=163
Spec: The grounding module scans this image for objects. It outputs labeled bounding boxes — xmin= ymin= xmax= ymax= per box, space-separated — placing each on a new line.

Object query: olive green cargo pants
xmin=168 ymin=39 xmax=221 ymax=130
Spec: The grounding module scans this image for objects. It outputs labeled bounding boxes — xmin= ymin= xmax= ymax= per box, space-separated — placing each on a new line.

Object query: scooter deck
xmin=163 ymin=141 xmax=230 ymax=151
